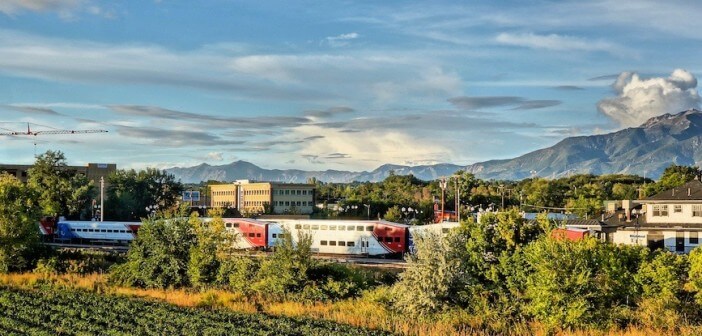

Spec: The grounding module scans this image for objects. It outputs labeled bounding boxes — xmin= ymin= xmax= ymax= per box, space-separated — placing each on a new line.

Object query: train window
xmin=320 ymin=240 xmax=328 ymax=246
xmin=338 ymin=241 xmax=346 ymax=246
xmin=329 ymin=225 xmax=337 ymax=230
xmin=295 ymin=224 xmax=302 ymax=229
xmin=347 ymin=226 xmax=355 ymax=231
xmin=347 ymin=241 xmax=355 ymax=247
xmin=225 ymin=223 xmax=232 ymax=228
xmin=89 ymin=229 xmax=94 ymax=232
xmin=107 ymin=230 xmax=112 ymax=233
xmin=321 ymin=225 xmax=328 ymax=230
xmin=127 ymin=230 xmax=133 ymax=233
xmin=311 ymin=225 xmax=319 ymax=230
xmin=71 ymin=229 xmax=76 ymax=232
xmin=248 ymin=233 xmax=255 ymax=237
xmin=366 ymin=226 xmax=374 ymax=231
xmin=329 ymin=241 xmax=337 ymax=246
xmin=356 ymin=226 xmax=363 ymax=231
xmin=233 ymin=223 xmax=239 ymax=228
xmin=101 ymin=229 xmax=107 ymax=233
xmin=272 ymin=234 xmax=277 ymax=238
xmin=385 ymin=227 xmax=392 ymax=231
xmin=385 ymin=237 xmax=393 ymax=243
xmin=256 ymin=233 xmax=261 ymax=237
xmin=394 ymin=237 xmax=401 ymax=242
xmin=302 ymin=224 xmax=310 ymax=230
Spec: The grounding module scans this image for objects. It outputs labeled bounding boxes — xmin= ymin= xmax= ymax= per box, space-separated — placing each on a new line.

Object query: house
xmin=605 ymin=177 xmax=702 ymax=253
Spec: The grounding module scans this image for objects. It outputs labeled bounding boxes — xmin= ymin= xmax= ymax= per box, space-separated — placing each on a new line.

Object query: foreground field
xmin=3 ymin=273 xmax=701 ymax=336
xmin=0 ymin=285 xmax=390 ymax=336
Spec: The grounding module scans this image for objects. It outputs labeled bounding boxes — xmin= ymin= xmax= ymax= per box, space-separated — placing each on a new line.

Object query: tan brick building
xmin=209 ymin=180 xmax=315 ymax=215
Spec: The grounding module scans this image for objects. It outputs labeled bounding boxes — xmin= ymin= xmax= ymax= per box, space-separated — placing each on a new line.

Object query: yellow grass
xmin=0 ymin=272 xmax=699 ymax=336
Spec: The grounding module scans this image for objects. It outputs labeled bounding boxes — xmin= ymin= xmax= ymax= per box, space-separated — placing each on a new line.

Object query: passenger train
xmin=40 ymin=217 xmax=461 ymax=257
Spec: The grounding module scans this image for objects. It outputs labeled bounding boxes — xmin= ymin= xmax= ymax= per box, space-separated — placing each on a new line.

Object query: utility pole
xmin=454 ymin=176 xmax=460 ymax=223
xmin=499 ymin=184 xmax=505 ymax=211
xmin=100 ymin=176 xmax=104 ymax=222
xmin=439 ymin=178 xmax=447 ymax=222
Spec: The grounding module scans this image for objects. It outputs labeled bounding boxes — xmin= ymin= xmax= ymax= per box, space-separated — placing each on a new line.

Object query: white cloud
xmin=0 ymin=0 xmax=82 ymax=15
xmin=597 ymin=69 xmax=701 ymax=127
xmin=323 ymin=32 xmax=360 ymax=47
xmin=496 ymin=32 xmax=631 ymax=57
xmin=206 ymin=152 xmax=224 ymax=161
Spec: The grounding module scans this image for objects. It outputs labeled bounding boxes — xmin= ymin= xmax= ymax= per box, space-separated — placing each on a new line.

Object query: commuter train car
xmin=265 ymin=219 xmax=410 ymax=257
xmin=408 ymin=221 xmax=461 ymax=252
xmin=222 ymin=218 xmax=268 ymax=249
xmin=55 ymin=220 xmax=142 ymax=244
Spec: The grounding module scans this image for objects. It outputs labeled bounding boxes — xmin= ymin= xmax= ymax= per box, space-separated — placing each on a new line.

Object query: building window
xmin=694 ymin=205 xmax=702 ymax=217
xmin=653 ymin=205 xmax=669 ymax=216
xmin=329 ymin=225 xmax=337 ymax=230
xmin=674 ymin=205 xmax=682 ymax=213
xmin=691 ymin=232 xmax=699 ymax=244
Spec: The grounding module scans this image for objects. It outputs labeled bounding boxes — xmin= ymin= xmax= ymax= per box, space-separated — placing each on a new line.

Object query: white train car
xmin=55 ymin=220 xmax=142 ymax=244
xmin=263 ymin=219 xmax=409 ymax=256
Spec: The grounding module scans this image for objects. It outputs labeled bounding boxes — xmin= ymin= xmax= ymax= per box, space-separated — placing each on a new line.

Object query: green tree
xmin=188 ymin=210 xmax=233 ymax=288
xmin=0 ymin=173 xmax=40 ymax=273
xmin=252 ymin=229 xmax=314 ymax=300
xmin=109 ymin=207 xmax=196 ymax=288
xmin=105 ymin=168 xmax=183 ymax=221
xmin=393 ymin=230 xmax=472 ymax=318
xmin=635 ymin=251 xmax=690 ymax=328
xmin=27 ymin=150 xmax=95 ymax=219
xmin=523 ymin=237 xmax=646 ymax=329
xmin=383 ymin=205 xmax=402 ymax=223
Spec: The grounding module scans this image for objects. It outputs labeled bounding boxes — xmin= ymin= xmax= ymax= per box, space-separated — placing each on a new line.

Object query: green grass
xmin=0 ymin=286 xmax=392 ymax=336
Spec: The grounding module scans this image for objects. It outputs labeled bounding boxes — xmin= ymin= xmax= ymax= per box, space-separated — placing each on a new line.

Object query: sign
xmin=97 ymin=163 xmax=108 ymax=168
xmin=182 ymin=190 xmax=200 ymax=202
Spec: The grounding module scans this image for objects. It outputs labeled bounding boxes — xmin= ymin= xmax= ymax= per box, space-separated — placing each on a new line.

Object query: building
xmin=605 ymin=178 xmax=702 ymax=253
xmin=209 ymin=180 xmax=315 ymax=215
xmin=0 ymin=162 xmax=116 ymax=186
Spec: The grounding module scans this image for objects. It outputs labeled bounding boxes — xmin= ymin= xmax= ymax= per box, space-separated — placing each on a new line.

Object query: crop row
xmin=0 ymin=286 xmax=391 ymax=336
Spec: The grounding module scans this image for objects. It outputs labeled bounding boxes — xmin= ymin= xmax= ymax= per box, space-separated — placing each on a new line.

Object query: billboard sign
xmin=183 ymin=190 xmax=200 ymax=202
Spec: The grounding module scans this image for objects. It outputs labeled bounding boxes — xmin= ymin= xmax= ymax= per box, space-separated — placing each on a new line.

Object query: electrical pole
xmin=454 ymin=176 xmax=460 ymax=223
xmin=100 ymin=176 xmax=104 ymax=222
xmin=439 ymin=178 xmax=447 ymax=222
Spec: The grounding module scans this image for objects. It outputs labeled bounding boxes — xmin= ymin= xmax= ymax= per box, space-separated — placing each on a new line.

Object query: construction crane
xmin=0 ymin=122 xmax=108 ymax=136
xmin=0 ymin=122 xmax=108 ymax=156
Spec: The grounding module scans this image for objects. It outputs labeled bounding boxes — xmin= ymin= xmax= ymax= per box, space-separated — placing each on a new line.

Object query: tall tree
xmin=0 ymin=173 xmax=40 ymax=273
xmin=27 ymin=150 xmax=95 ymax=219
xmin=105 ymin=168 xmax=183 ymax=221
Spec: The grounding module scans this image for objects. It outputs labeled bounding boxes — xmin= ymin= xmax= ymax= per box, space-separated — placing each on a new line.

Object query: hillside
xmin=166 ymin=109 xmax=702 ymax=183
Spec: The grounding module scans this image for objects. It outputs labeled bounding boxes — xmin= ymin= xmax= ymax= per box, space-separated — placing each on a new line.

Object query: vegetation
xmin=0 ymin=285 xmax=389 ymax=336
xmin=27 ymin=150 xmax=95 ymax=219
xmin=105 ymin=167 xmax=183 ymax=221
xmin=0 ymin=173 xmax=41 ymax=273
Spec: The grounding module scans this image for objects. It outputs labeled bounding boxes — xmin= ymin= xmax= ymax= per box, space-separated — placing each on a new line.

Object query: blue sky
xmin=0 ymin=0 xmax=700 ymax=171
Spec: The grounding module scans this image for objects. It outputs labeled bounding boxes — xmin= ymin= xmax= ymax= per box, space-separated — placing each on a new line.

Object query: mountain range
xmin=166 ymin=109 xmax=702 ymax=183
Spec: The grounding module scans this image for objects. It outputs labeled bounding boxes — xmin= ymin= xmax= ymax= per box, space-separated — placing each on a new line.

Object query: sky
xmin=0 ymin=0 xmax=701 ymax=171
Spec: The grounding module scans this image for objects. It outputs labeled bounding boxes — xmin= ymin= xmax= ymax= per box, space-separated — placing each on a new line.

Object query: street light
xmin=363 ymin=203 xmax=371 ymax=219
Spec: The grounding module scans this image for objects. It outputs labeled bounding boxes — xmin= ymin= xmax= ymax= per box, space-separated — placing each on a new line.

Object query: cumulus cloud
xmin=206 ymin=152 xmax=224 ymax=161
xmin=597 ymin=69 xmax=701 ymax=127
xmin=2 ymin=104 xmax=62 ymax=116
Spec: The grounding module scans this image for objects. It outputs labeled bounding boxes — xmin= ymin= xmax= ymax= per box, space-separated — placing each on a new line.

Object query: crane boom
xmin=0 ymin=123 xmax=108 ymax=136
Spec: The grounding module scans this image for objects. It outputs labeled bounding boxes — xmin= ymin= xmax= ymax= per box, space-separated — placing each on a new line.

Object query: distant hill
xmin=166 ymin=109 xmax=702 ymax=183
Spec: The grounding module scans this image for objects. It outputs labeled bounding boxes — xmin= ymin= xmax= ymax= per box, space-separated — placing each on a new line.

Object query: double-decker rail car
xmin=221 ymin=218 xmax=269 ymax=249
xmin=55 ymin=220 xmax=142 ymax=244
xmin=264 ymin=219 xmax=410 ymax=257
